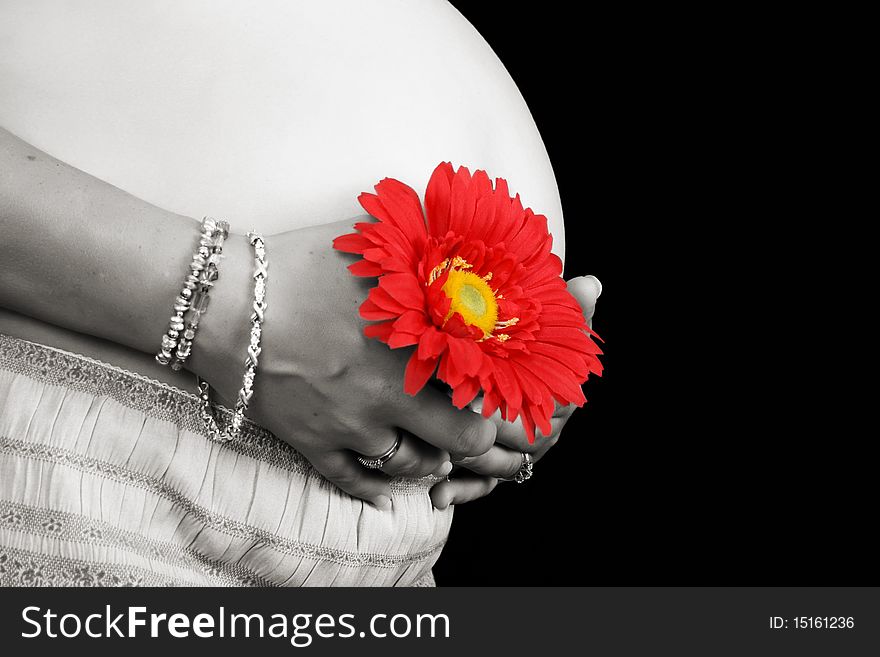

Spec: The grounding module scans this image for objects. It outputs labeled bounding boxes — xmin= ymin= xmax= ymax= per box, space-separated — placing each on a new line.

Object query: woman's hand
xmin=429 ymin=275 xmax=602 ymax=509
xmin=194 ymin=219 xmax=497 ymax=509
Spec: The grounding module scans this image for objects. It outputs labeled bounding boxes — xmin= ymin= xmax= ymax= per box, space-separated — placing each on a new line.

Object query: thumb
xmin=566 ymin=275 xmax=602 ymax=328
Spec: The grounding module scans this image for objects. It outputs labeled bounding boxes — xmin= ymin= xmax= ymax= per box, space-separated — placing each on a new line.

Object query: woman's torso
xmin=0 ymin=1 xmax=566 ymax=585
xmin=0 ymin=0 xmax=564 ymax=386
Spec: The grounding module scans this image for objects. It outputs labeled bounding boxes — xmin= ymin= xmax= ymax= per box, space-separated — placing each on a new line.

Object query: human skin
xmin=0 ymin=127 xmax=504 ymax=506
xmin=0 ymin=128 xmax=599 ymax=508
xmin=0 ymin=0 xmax=599 ymax=507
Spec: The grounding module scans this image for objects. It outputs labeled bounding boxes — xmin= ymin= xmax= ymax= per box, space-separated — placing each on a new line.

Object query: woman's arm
xmin=0 ymin=126 xmax=258 ymax=412
xmin=0 ymin=126 xmax=252 ymax=359
xmin=0 ymin=127 xmax=498 ymax=506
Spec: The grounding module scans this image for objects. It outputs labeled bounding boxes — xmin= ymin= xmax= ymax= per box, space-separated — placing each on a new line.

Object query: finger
xmin=369 ymin=430 xmax=451 ymax=478
xmin=394 ymin=385 xmax=497 ymax=458
xmin=306 ymin=449 xmax=393 ymax=509
xmin=553 ymin=402 xmax=577 ymax=419
xmin=430 ymin=472 xmax=499 ymax=510
xmin=453 ymin=444 xmax=523 ymax=479
xmin=492 ymin=413 xmax=567 ymax=455
xmin=457 ymin=431 xmax=560 ymax=478
xmin=567 ymin=275 xmax=602 ymax=328
xmin=469 ymin=394 xmax=573 ymax=452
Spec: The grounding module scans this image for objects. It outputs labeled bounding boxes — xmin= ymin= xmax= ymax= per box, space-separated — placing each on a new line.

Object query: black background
xmin=434 ymin=4 xmax=870 ymax=585
xmin=435 ymin=3 xmax=667 ymax=585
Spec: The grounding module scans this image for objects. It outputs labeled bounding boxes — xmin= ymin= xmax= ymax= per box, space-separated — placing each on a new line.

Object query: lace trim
xmin=0 ymin=544 xmax=197 ymax=587
xmin=411 ymin=571 xmax=437 ymax=587
xmin=0 ymin=333 xmax=438 ymax=494
xmin=0 ymin=435 xmax=445 ymax=569
xmin=0 ymin=499 xmax=271 ymax=587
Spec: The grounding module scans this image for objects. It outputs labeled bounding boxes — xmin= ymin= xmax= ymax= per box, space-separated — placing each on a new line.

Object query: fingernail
xmin=372 ymin=495 xmax=392 ymax=510
xmin=585 ymin=274 xmax=602 ymax=298
xmin=433 ymin=461 xmax=453 ymax=477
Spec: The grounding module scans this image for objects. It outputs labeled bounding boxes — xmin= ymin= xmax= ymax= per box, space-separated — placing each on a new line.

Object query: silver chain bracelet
xmin=198 ymin=231 xmax=267 ymax=442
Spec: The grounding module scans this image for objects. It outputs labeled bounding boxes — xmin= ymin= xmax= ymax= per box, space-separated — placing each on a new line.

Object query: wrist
xmin=185 ymin=231 xmax=254 ymax=406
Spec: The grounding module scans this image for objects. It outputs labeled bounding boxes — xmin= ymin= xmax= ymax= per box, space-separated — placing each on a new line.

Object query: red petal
xmin=526 ymin=342 xmax=590 ymax=378
xmin=404 ymin=353 xmax=438 ymax=395
xmin=513 ymin=353 xmax=585 ymax=403
xmin=358 ymin=192 xmax=394 ymax=223
xmin=428 ymin=293 xmax=452 ymax=326
xmin=418 ymin=326 xmax=448 ymax=359
xmin=393 ymin=310 xmax=430 ymax=334
xmin=378 ymin=273 xmax=425 ymax=311
xmin=509 ymin=359 xmax=553 ymax=404
xmin=451 ymin=376 xmax=481 ymax=409
xmin=388 ymin=331 xmax=420 ymax=348
xmin=369 ymin=285 xmax=409 ymax=314
xmin=507 ymin=212 xmax=547 ymax=261
xmin=359 ymin=298 xmax=399 ymax=321
xmin=539 ymin=305 xmax=593 ymax=326
xmin=468 ymin=195 xmax=494 ymax=246
xmin=487 ymin=252 xmax=518 ymax=290
xmin=363 ymin=247 xmax=390 ymax=263
xmin=535 ymin=326 xmax=593 ymax=347
xmin=519 ymin=404 xmax=537 ymax=444
xmin=458 ymin=240 xmax=487 ymax=272
xmin=534 ymin=397 xmax=555 ymax=439
xmin=458 ymin=170 xmax=493 ymax=240
xmin=363 ymin=321 xmax=394 ymax=343
xmin=448 ymin=166 xmax=475 ymax=237
xmin=443 ymin=312 xmax=472 ymax=338
xmin=354 ymin=221 xmax=384 ymax=243
xmin=348 ymin=260 xmax=384 ymax=277
xmin=492 ymin=191 xmax=526 ymax=247
xmin=476 ymin=351 xmax=494 ymax=379
xmin=447 ymin=337 xmax=483 ymax=377
xmin=439 ymin=350 xmax=466 ymax=387
xmin=518 ymin=254 xmax=563 ymax=290
xmin=586 ymin=326 xmax=605 ymax=343
xmin=473 ymin=169 xmax=494 ymax=197
xmin=526 ymin=402 xmax=553 ymax=444
xmin=425 ymin=162 xmax=454 ymax=237
xmin=373 ymin=178 xmax=427 ymax=251
xmin=485 ymin=178 xmax=513 ymax=245
xmin=491 ymin=359 xmax=523 ymax=414
xmin=536 ymin=328 xmax=603 ymax=356
xmin=368 ymin=221 xmax=418 ymax=265
xmin=333 ymin=232 xmax=373 ymax=254
xmin=482 ymin=389 xmax=501 ymax=418
xmin=378 ymin=255 xmax=415 ymax=274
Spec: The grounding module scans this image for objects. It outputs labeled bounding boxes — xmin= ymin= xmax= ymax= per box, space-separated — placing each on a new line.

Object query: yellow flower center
xmin=442 ymin=268 xmax=499 ymax=336
xmin=429 ymin=256 xmax=518 ymax=341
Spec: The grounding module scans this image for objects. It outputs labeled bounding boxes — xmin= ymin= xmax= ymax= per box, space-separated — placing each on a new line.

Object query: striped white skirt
xmin=0 ymin=334 xmax=449 ymax=586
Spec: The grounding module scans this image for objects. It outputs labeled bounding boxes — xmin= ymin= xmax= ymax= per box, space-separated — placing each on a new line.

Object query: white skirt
xmin=0 ymin=333 xmax=449 ymax=586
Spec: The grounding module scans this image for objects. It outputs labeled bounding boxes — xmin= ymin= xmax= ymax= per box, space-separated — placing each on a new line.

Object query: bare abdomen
xmin=0 ymin=0 xmax=564 ymax=382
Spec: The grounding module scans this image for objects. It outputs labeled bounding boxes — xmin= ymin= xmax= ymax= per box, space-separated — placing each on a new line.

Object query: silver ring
xmin=504 ymin=452 xmax=533 ymax=484
xmin=356 ymin=432 xmax=403 ymax=470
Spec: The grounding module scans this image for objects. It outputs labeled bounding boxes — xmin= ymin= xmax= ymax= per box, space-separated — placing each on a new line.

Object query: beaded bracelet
xmin=171 ymin=220 xmax=230 ymax=370
xmin=197 ymin=231 xmax=267 ymax=442
xmin=155 ymin=217 xmax=228 ymax=367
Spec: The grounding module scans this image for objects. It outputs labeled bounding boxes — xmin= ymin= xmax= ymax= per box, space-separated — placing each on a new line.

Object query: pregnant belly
xmin=0 ymin=0 xmax=564 ymax=386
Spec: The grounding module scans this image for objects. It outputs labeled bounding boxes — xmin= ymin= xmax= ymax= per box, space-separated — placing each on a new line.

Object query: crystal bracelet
xmin=171 ymin=219 xmax=230 ymax=370
xmin=156 ymin=217 xmax=228 ymax=366
xmin=197 ymin=231 xmax=267 ymax=442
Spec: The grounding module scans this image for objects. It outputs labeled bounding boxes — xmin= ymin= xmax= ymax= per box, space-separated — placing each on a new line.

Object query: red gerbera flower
xmin=333 ymin=162 xmax=603 ymax=442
